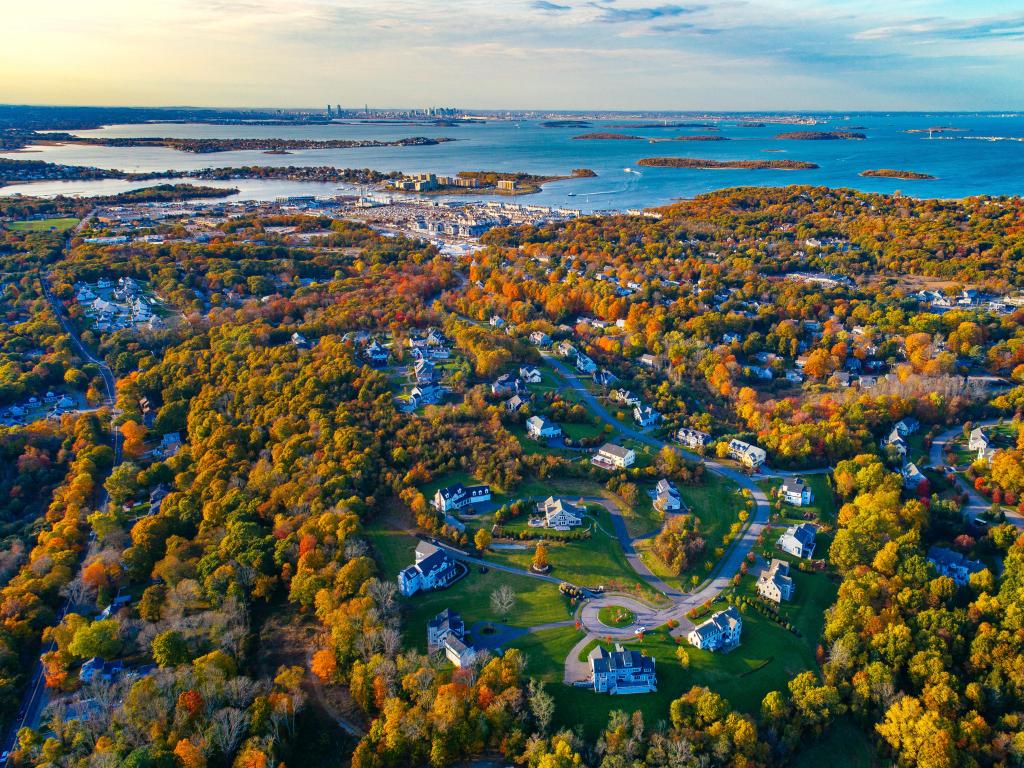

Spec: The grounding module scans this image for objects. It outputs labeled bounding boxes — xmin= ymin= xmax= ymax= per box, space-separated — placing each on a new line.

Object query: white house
xmin=427 ymin=609 xmax=476 ymax=667
xmin=781 ymin=477 xmax=813 ymax=507
xmin=757 ymin=559 xmax=794 ymax=603
xmin=653 ymin=479 xmax=681 ymax=512
xmin=688 ymin=607 xmax=743 ymax=652
xmin=727 ymin=439 xmax=767 ymax=469
xmin=610 ymin=389 xmax=641 ymax=407
xmin=589 ymin=644 xmax=657 ymax=694
xmin=969 ymin=427 xmax=995 ymax=462
xmin=526 ymin=415 xmax=561 ymax=439
xmin=529 ymin=331 xmax=551 ymax=347
xmin=633 ymin=405 xmax=661 ymax=428
xmin=537 ymin=496 xmax=584 ymax=530
xmin=778 ymin=523 xmax=817 ymax=559
xmin=575 ymin=353 xmax=597 ymax=374
xmin=432 ymin=483 xmax=492 ymax=513
xmin=677 ymin=428 xmax=711 ymax=451
xmin=593 ymin=443 xmax=636 ymax=470
xmin=398 ymin=542 xmax=459 ymax=597
xmin=902 ymin=462 xmax=926 ymax=491
xmin=491 ymin=373 xmax=521 ymax=396
xmin=519 ymin=366 xmax=542 ymax=384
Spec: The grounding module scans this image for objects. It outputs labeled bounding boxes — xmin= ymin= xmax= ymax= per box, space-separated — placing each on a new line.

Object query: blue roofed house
xmin=927 ymin=545 xmax=984 ymax=586
xmin=432 ymin=483 xmax=492 ymax=513
xmin=687 ymin=607 xmax=742 ymax=652
xmin=588 ymin=644 xmax=657 ymax=694
xmin=427 ymin=609 xmax=476 ymax=668
xmin=778 ymin=523 xmax=817 ymax=559
xmin=398 ymin=541 xmax=460 ymax=597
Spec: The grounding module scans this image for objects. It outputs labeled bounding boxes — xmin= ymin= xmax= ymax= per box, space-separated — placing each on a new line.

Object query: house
xmin=432 ymin=483 xmax=492 ymax=513
xmin=687 ymin=607 xmax=742 ymax=652
xmin=633 ymin=405 xmax=660 ymax=428
xmin=757 ymin=559 xmax=794 ymax=603
xmin=722 ymin=332 xmax=742 ymax=344
xmin=489 ymin=316 xmax=505 ymax=328
xmin=556 ymin=340 xmax=577 ymax=358
xmin=781 ymin=477 xmax=814 ymax=507
xmin=638 ymin=353 xmax=662 ymax=370
xmin=610 ymin=389 xmax=641 ymax=407
xmin=883 ymin=427 xmax=908 ymax=456
xmin=727 ymin=439 xmax=767 ymax=469
xmin=426 ymin=609 xmax=475 ymax=666
xmin=409 ymin=384 xmax=444 ymax=408
xmin=159 ymin=432 xmax=181 ymax=456
xmin=677 ymin=428 xmax=711 ymax=451
xmin=519 ymin=366 xmax=542 ymax=384
xmin=927 ymin=545 xmax=984 ymax=586
xmin=414 ymin=359 xmax=438 ymax=384
xmin=969 ymin=427 xmax=994 ymax=462
xmin=529 ymin=331 xmax=551 ymax=346
xmin=575 ymin=354 xmax=597 ymax=374
xmin=784 ymin=370 xmax=804 ymax=384
xmin=747 ymin=365 xmax=774 ymax=381
xmin=79 ymin=658 xmax=125 ymax=684
xmin=902 ymin=462 xmax=926 ymax=491
xmin=593 ymin=443 xmax=636 ymax=470
xmin=895 ymin=417 xmax=920 ymax=436
xmin=537 ymin=496 xmax=584 ymax=530
xmin=398 ymin=541 xmax=460 ymax=596
xmin=653 ymin=479 xmax=681 ymax=512
xmin=505 ymin=394 xmax=529 ymax=413
xmin=526 ymin=415 xmax=561 ymax=439
xmin=291 ymin=332 xmax=311 ymax=349
xmin=589 ymin=644 xmax=657 ymax=694
xmin=778 ymin=523 xmax=817 ymax=559
xmin=593 ymin=369 xmax=618 ymax=388
xmin=491 ymin=373 xmax=521 ymax=396
xmin=364 ymin=340 xmax=389 ymax=365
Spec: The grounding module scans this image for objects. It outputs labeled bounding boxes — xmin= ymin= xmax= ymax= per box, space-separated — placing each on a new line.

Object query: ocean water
xmin=2 ymin=113 xmax=1023 ymax=211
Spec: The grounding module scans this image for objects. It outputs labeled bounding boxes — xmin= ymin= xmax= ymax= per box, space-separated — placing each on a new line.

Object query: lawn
xmin=635 ymin=472 xmax=749 ymax=589
xmin=511 ymin=606 xmax=820 ymax=740
xmin=364 ymin=522 xmax=572 ymax=650
xmin=759 ymin=474 xmax=837 ymax=525
xmin=790 ymin=720 xmax=880 ymax=768
xmin=737 ymin=565 xmax=838 ymax=649
xmin=484 ymin=504 xmax=664 ymax=603
xmin=598 ymin=605 xmax=636 ymax=627
xmin=7 ymin=217 xmax=79 ymax=232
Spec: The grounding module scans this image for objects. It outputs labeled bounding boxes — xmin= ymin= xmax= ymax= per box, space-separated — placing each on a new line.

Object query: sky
xmin=2 ymin=0 xmax=1023 ymax=111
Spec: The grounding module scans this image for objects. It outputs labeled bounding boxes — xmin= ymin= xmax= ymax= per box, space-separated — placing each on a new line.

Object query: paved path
xmin=539 ymin=355 xmax=773 ymax=634
xmin=929 ymin=420 xmax=1024 ymax=530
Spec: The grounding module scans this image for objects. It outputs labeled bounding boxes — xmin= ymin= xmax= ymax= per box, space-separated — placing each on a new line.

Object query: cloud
xmin=531 ymin=0 xmax=571 ymax=11
xmin=854 ymin=12 xmax=1024 ymax=41
xmin=589 ymin=2 xmax=700 ymax=23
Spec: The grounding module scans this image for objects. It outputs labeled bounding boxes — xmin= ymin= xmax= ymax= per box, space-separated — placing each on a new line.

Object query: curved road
xmin=929 ymin=420 xmax=1024 ymax=530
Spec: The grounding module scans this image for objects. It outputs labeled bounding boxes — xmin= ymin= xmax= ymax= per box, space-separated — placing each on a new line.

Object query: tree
xmin=528 ymin=679 xmax=555 ymax=734
xmin=532 ymin=541 xmax=550 ymax=571
xmin=474 ymin=528 xmax=492 ymax=551
xmin=120 ymin=420 xmax=149 ymax=459
xmin=68 ymin=619 xmax=121 ymax=660
xmin=311 ymin=649 xmax=338 ymax=682
xmin=490 ymin=584 xmax=516 ymax=619
xmin=152 ymin=630 xmax=189 ymax=667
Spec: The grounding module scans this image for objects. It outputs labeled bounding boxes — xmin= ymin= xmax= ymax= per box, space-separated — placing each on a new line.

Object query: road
xmin=2 ymin=267 xmax=123 ymax=762
xmin=928 ymin=420 xmax=1024 ymax=530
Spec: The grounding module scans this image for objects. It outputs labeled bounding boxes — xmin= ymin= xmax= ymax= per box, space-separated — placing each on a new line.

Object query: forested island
xmin=775 ymin=131 xmax=866 ymax=140
xmin=860 ymin=169 xmax=937 ymax=180
xmin=637 ymin=157 xmax=819 ymax=170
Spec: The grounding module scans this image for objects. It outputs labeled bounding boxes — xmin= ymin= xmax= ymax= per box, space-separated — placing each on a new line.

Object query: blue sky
xmin=2 ymin=0 xmax=1023 ymax=109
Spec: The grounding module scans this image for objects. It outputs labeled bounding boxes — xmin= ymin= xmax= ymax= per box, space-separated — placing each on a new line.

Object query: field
xmin=364 ymin=521 xmax=573 ymax=651
xmin=7 ymin=217 xmax=79 ymax=232
xmin=510 ymin=604 xmax=821 ymax=739
xmin=635 ymin=472 xmax=749 ymax=586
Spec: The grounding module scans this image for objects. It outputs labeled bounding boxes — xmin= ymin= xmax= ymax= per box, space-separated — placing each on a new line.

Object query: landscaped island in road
xmin=637 ymin=157 xmax=819 ymax=170
xmin=774 ymin=131 xmax=866 ymax=140
xmin=860 ymin=169 xmax=936 ymax=180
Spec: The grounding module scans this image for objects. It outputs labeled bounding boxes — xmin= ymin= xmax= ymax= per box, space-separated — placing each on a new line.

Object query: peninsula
xmin=636 ymin=157 xmax=819 ymax=170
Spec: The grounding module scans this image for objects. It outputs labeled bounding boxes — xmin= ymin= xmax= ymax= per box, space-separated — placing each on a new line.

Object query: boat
xmin=566 ymin=192 xmax=576 ymax=197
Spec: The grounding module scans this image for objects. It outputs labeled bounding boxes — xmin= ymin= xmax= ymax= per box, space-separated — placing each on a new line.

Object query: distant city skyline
xmin=3 ymin=0 xmax=1024 ymax=111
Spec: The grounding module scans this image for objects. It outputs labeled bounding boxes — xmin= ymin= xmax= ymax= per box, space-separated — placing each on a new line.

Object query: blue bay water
xmin=2 ymin=113 xmax=1022 ymax=211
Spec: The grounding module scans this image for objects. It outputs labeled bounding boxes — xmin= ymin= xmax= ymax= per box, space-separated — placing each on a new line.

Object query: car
xmin=634 ymin=625 xmax=646 ymax=635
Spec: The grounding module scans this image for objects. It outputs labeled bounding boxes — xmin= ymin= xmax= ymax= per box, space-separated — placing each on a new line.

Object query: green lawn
xmin=8 ymin=217 xmax=79 ymax=232
xmin=511 ymin=607 xmax=819 ymax=740
xmin=364 ymin=522 xmax=572 ymax=650
xmin=635 ymin=473 xmax=749 ymax=588
xmin=598 ymin=605 xmax=636 ymax=627
xmin=790 ymin=720 xmax=881 ymax=768
xmin=759 ymin=474 xmax=837 ymax=526
xmin=484 ymin=504 xmax=664 ymax=603
xmin=737 ymin=565 xmax=838 ymax=649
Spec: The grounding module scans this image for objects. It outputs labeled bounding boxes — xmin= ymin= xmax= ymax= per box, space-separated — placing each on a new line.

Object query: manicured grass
xmin=790 ymin=720 xmax=880 ymax=768
xmin=635 ymin=473 xmax=749 ymax=588
xmin=484 ymin=505 xmax=663 ymax=602
xmin=512 ymin=608 xmax=819 ymax=740
xmin=759 ymin=474 xmax=837 ymax=525
xmin=737 ymin=565 xmax=838 ymax=650
xmin=598 ymin=605 xmax=636 ymax=627
xmin=8 ymin=217 xmax=79 ymax=232
xmin=364 ymin=522 xmax=572 ymax=650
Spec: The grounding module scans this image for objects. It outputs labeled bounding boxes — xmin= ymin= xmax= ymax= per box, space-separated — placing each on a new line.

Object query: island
xmin=774 ymin=131 xmax=866 ymax=140
xmin=860 ymin=169 xmax=936 ymax=180
xmin=541 ymin=120 xmax=590 ymax=128
xmin=572 ymin=133 xmax=645 ymax=140
xmin=388 ymin=168 xmax=596 ymax=195
xmin=636 ymin=157 xmax=819 ymax=170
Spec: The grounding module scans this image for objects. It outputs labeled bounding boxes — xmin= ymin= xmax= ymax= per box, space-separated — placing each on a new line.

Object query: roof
xmin=781 ymin=477 xmax=807 ymax=495
xmin=599 ymin=443 xmax=632 ymax=459
xmin=785 ymin=523 xmax=817 ymax=545
xmin=588 ymin=644 xmax=655 ymax=675
xmin=429 ymin=609 xmax=464 ymax=634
